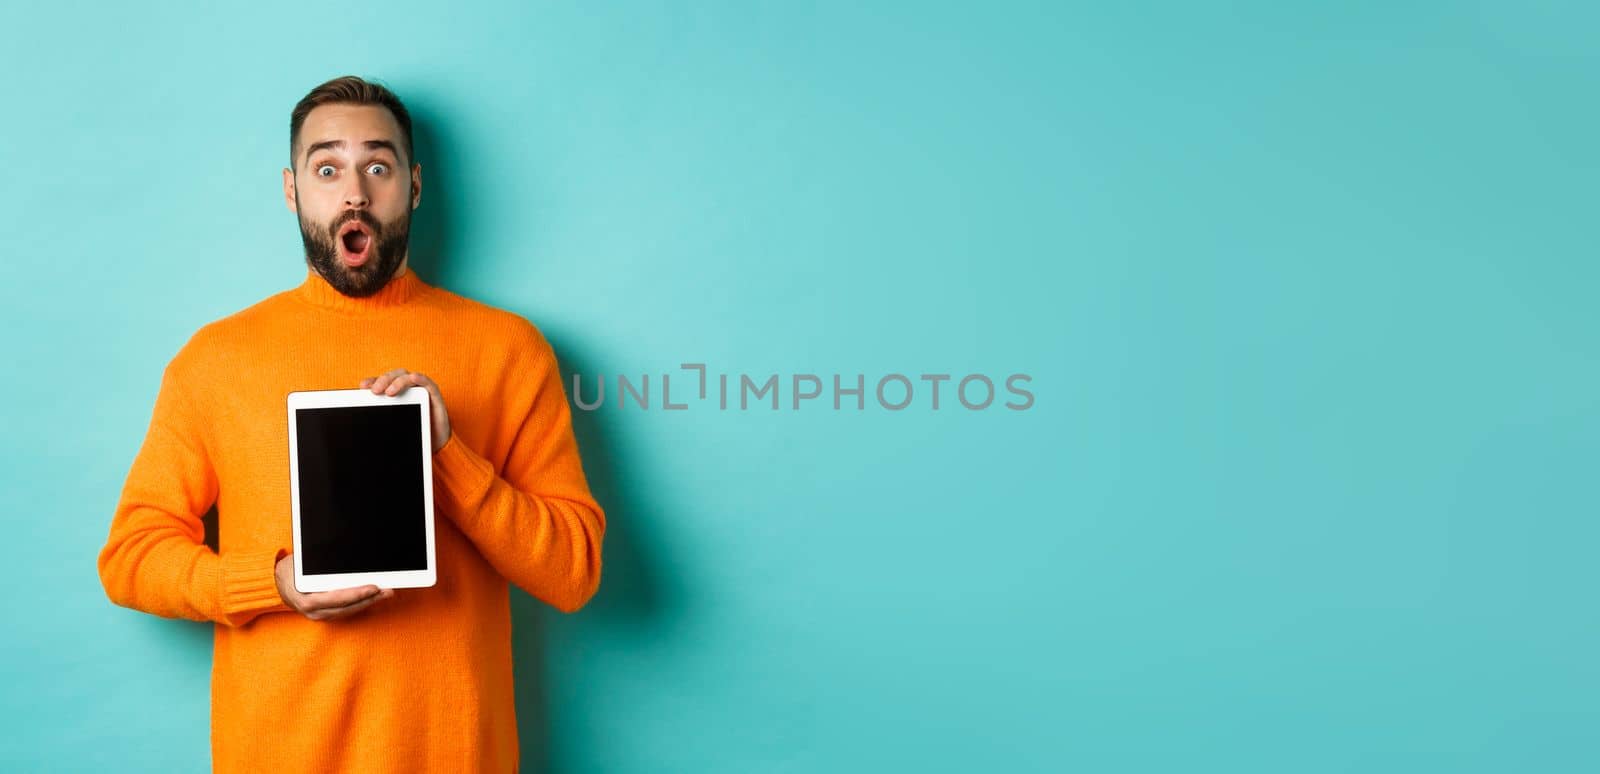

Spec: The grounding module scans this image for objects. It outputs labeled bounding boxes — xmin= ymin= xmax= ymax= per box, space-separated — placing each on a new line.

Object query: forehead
xmin=298 ymin=103 xmax=403 ymax=155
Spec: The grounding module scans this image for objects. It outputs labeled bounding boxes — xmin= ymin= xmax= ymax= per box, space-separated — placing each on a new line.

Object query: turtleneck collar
xmin=294 ymin=266 xmax=431 ymax=312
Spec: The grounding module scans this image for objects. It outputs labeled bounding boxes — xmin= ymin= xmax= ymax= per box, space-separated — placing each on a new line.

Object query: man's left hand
xmin=360 ymin=368 xmax=452 ymax=452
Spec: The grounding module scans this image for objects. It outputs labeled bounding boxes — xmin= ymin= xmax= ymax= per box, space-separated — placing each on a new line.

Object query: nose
xmin=342 ymin=177 xmax=369 ymax=209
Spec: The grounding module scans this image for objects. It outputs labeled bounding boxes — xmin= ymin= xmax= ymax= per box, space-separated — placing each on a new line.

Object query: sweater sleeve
xmin=430 ymin=322 xmax=606 ymax=613
xmin=98 ymin=356 xmax=294 ymax=627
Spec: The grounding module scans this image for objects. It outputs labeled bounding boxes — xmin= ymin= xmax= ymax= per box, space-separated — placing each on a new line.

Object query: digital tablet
xmin=286 ymin=387 xmax=438 ymax=593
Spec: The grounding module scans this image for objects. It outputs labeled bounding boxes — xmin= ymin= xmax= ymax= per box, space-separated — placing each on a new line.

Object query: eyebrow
xmin=303 ymin=139 xmax=401 ymax=165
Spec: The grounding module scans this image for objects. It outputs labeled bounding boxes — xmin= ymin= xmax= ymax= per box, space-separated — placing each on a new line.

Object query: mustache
xmin=329 ymin=210 xmax=381 ymax=237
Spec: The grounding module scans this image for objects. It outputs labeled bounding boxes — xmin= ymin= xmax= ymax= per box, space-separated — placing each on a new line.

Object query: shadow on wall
xmin=510 ymin=334 xmax=675 ymax=772
xmin=411 ymin=98 xmax=679 ymax=772
xmin=403 ymin=100 xmax=459 ymax=291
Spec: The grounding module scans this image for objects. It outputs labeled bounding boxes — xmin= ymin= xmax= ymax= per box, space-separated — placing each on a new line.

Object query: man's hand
xmin=274 ymin=552 xmax=394 ymax=621
xmin=360 ymin=368 xmax=452 ymax=452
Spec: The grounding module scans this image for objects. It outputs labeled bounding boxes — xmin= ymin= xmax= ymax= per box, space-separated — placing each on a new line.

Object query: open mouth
xmin=337 ymin=220 xmax=374 ymax=266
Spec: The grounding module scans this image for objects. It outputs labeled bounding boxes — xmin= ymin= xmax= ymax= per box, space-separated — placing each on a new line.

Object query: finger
xmin=314 ymin=589 xmax=392 ymax=621
xmin=302 ymin=585 xmax=382 ymax=612
xmin=311 ymin=596 xmax=373 ymax=621
xmin=409 ymin=372 xmax=445 ymax=404
xmin=329 ymin=587 xmax=394 ymax=613
xmin=386 ymin=370 xmax=429 ymax=396
xmin=375 ymin=368 xmax=410 ymax=395
xmin=367 ymin=369 xmax=394 ymax=393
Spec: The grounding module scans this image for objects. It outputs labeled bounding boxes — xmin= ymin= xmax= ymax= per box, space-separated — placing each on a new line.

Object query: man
xmin=97 ymin=75 xmax=605 ymax=773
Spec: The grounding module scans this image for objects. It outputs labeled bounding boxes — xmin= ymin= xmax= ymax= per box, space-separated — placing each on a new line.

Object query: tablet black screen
xmin=294 ymin=404 xmax=428 ymax=575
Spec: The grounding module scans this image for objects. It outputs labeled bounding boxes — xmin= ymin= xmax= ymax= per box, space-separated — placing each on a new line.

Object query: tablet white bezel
xmin=286 ymin=386 xmax=438 ymax=593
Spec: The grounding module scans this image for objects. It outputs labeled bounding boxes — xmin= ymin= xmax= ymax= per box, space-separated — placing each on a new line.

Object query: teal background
xmin=2 ymin=1 xmax=1596 ymax=771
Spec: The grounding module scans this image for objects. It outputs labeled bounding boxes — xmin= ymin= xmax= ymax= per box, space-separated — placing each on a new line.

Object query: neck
xmin=295 ymin=264 xmax=429 ymax=312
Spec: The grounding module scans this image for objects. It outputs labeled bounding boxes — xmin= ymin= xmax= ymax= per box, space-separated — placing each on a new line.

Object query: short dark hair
xmin=289 ymin=75 xmax=414 ymax=169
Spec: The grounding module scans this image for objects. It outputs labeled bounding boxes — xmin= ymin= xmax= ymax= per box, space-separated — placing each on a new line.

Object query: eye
xmin=316 ymin=164 xmax=335 ymax=178
xmin=367 ymin=163 xmax=388 ymax=175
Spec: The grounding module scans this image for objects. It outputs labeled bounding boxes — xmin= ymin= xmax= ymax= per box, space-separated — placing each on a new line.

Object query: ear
xmin=410 ymin=163 xmax=423 ymax=210
xmin=282 ymin=167 xmax=298 ymax=214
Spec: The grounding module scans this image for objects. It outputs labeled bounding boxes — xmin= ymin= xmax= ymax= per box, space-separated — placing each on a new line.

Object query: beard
xmin=297 ymin=199 xmax=412 ymax=298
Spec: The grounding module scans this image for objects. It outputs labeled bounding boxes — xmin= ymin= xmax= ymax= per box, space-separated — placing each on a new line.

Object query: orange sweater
xmin=97 ymin=267 xmax=605 ymax=773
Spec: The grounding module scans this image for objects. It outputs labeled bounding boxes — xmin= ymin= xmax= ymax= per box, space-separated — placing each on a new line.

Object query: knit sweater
xmin=97 ymin=267 xmax=605 ymax=773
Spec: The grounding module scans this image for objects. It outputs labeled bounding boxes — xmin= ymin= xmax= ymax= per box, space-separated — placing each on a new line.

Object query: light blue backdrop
xmin=2 ymin=2 xmax=1596 ymax=772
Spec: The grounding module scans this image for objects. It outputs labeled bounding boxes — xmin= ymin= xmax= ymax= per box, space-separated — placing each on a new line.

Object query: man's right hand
xmin=274 ymin=552 xmax=394 ymax=621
